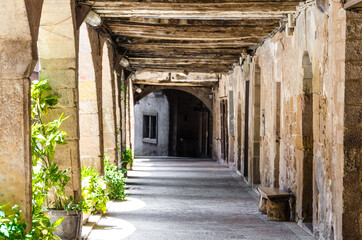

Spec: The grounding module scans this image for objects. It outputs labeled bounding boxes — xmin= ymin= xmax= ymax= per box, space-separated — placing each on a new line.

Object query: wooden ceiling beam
xmin=90 ymin=2 xmax=298 ymax=12
xmin=133 ymin=65 xmax=230 ymax=73
xmin=103 ymin=17 xmax=281 ymax=27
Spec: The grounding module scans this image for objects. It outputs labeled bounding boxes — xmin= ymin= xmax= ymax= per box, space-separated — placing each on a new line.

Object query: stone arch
xmin=78 ymin=23 xmax=103 ymax=172
xmin=298 ymin=51 xmax=314 ymax=226
xmin=38 ymin=0 xmax=81 ymax=201
xmin=101 ymin=42 xmax=118 ymax=165
xmin=135 ymin=86 xmax=213 ymax=113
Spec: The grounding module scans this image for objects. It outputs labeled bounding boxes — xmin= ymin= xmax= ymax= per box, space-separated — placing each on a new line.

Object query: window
xmin=143 ymin=113 xmax=157 ymax=144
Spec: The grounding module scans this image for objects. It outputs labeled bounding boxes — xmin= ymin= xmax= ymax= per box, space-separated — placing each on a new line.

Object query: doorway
xmin=243 ymin=81 xmax=250 ymax=177
xmin=220 ymin=99 xmax=228 ymax=162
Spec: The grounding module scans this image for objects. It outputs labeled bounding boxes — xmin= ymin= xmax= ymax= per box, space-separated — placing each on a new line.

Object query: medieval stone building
xmin=0 ymin=0 xmax=361 ymax=239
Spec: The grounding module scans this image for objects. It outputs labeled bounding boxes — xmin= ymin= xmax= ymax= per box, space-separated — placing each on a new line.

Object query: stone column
xmin=0 ymin=0 xmax=42 ymax=223
xmin=249 ymin=62 xmax=261 ymax=185
xmin=78 ymin=23 xmax=103 ymax=172
xmin=343 ymin=11 xmax=362 ymax=240
xmin=113 ymin=68 xmax=121 ymax=162
xmin=128 ymin=75 xmax=135 ymax=156
xmin=102 ymin=43 xmax=118 ymax=165
xmin=38 ymin=0 xmax=81 ymax=201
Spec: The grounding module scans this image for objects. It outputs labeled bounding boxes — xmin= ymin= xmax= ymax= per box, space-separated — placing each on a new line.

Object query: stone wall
xmin=212 ymin=2 xmax=359 ymax=239
xmin=343 ymin=10 xmax=362 ymax=240
xmin=134 ymin=92 xmax=170 ymax=156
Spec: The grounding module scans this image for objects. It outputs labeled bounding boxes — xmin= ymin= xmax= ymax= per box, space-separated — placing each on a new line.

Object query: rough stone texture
xmin=87 ymin=157 xmax=314 ymax=240
xmin=212 ymin=2 xmax=357 ymax=239
xmin=267 ymin=200 xmax=290 ymax=222
xmin=0 ymin=0 xmax=41 ymax=223
xmin=343 ymin=10 xmax=362 ymax=240
xmin=38 ymin=0 xmax=81 ymax=201
xmin=102 ymin=43 xmax=118 ymax=165
xmin=79 ymin=23 xmax=103 ymax=172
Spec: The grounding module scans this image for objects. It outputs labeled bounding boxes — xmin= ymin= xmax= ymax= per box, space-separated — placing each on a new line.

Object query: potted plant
xmin=121 ymin=147 xmax=134 ymax=170
xmin=31 ymin=79 xmax=82 ymax=240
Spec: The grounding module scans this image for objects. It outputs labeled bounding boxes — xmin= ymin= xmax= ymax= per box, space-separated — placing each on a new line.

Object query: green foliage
xmin=81 ymin=167 xmax=109 ymax=214
xmin=31 ymin=79 xmax=60 ymax=120
xmin=33 ymin=163 xmax=71 ymax=210
xmin=31 ymin=114 xmax=68 ymax=167
xmin=30 ymin=79 xmax=71 ymax=239
xmin=0 ymin=205 xmax=27 ymax=240
xmin=122 ymin=148 xmax=133 ymax=168
xmin=104 ymin=156 xmax=127 ymax=200
xmin=31 ymin=79 xmax=71 ymax=210
xmin=27 ymin=211 xmax=63 ymax=240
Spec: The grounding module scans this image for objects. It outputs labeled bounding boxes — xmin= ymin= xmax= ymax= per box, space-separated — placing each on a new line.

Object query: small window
xmin=143 ymin=113 xmax=157 ymax=144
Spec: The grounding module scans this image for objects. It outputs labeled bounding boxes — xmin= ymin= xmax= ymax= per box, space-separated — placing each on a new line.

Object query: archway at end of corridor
xmin=134 ymin=89 xmax=213 ymax=158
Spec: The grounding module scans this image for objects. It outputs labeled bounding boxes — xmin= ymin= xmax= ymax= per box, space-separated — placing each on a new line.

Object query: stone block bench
xmin=258 ymin=187 xmax=291 ymax=221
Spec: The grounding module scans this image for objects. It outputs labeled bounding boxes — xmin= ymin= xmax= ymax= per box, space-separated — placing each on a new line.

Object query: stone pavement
xmin=87 ymin=157 xmax=314 ymax=240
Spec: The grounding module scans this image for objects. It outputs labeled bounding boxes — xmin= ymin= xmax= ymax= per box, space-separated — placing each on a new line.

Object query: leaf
xmin=52 ymin=217 xmax=64 ymax=227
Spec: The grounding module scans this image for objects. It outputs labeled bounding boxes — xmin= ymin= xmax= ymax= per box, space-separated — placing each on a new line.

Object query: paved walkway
xmin=87 ymin=157 xmax=314 ymax=240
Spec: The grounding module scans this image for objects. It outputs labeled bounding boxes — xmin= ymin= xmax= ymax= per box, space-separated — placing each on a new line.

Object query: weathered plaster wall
xmin=134 ymin=92 xmax=169 ymax=156
xmin=213 ymin=2 xmax=357 ymax=239
xmin=255 ymin=3 xmax=347 ymax=238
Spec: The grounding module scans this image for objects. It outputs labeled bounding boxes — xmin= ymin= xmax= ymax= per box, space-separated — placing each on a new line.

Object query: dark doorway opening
xmin=301 ymin=52 xmax=314 ymax=228
xmin=243 ymin=81 xmax=250 ymax=177
xmin=134 ymin=89 xmax=212 ymax=158
xmin=220 ymin=99 xmax=228 ymax=162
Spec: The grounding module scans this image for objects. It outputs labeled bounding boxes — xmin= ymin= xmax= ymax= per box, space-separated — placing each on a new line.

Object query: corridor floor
xmin=87 ymin=157 xmax=314 ymax=240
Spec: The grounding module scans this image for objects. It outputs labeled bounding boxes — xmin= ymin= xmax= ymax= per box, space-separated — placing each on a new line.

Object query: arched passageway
xmin=134 ymin=89 xmax=213 ymax=158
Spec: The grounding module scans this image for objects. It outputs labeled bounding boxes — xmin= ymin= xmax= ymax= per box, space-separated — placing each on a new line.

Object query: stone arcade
xmin=0 ymin=0 xmax=361 ymax=239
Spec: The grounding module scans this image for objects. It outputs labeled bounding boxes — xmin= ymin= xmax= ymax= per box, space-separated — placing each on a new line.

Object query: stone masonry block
xmin=344 ymin=128 xmax=362 ymax=147
xmin=79 ymin=81 xmax=98 ymax=101
xmin=43 ymin=107 xmax=79 ymax=139
xmin=346 ymin=40 xmax=362 ymax=61
xmin=40 ymin=69 xmax=76 ymax=89
xmin=40 ymin=58 xmax=76 ymax=71
xmin=343 ymin=211 xmax=360 ymax=238
xmin=55 ymin=88 xmax=77 ymax=108
xmin=80 ymin=113 xmax=101 ymax=136
xmin=79 ymin=100 xmax=98 ymax=114
xmin=345 ymin=80 xmax=362 ymax=105
xmin=344 ymin=105 xmax=362 ymax=127
xmin=80 ymin=136 xmax=101 ymax=156
xmin=345 ymin=64 xmax=362 ymax=81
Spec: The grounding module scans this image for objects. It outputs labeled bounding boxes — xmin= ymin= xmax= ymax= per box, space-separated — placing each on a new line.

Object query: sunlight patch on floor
xmin=87 ymin=216 xmax=136 ymax=240
xmin=108 ymin=197 xmax=146 ymax=213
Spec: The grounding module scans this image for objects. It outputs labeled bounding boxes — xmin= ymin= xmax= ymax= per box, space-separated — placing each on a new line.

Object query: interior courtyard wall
xmin=213 ymin=2 xmax=352 ymax=239
xmin=255 ymin=3 xmax=347 ymax=238
xmin=343 ymin=10 xmax=362 ymax=239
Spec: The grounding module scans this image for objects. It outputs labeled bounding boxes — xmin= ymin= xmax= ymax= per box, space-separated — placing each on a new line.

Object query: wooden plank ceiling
xmin=85 ymin=0 xmax=301 ymax=73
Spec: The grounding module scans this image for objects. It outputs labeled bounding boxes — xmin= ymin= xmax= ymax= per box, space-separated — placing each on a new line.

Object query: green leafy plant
xmin=27 ymin=211 xmax=63 ymax=240
xmin=122 ymin=148 xmax=133 ymax=168
xmin=30 ymin=79 xmax=75 ymax=238
xmin=81 ymin=167 xmax=109 ymax=214
xmin=0 ymin=204 xmax=27 ymax=240
xmin=104 ymin=155 xmax=127 ymax=200
xmin=31 ymin=79 xmax=71 ymax=210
